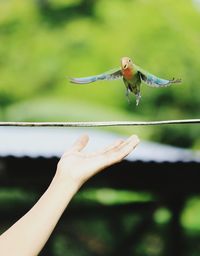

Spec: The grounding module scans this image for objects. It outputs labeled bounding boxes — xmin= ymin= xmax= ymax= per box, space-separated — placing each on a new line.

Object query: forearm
xmin=0 ymin=173 xmax=79 ymax=256
xmin=0 ymin=134 xmax=139 ymax=256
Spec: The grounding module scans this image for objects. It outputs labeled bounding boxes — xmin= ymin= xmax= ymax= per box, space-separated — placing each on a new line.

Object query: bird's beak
xmin=123 ymin=64 xmax=128 ymax=69
xmin=121 ymin=57 xmax=129 ymax=70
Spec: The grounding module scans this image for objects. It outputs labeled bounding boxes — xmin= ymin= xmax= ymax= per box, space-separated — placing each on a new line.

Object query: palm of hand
xmin=57 ymin=134 xmax=139 ymax=187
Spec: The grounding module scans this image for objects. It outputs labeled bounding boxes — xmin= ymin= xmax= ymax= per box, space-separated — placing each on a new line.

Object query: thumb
xmin=70 ymin=134 xmax=89 ymax=152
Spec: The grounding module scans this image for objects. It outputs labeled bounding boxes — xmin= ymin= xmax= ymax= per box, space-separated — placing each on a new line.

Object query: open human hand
xmin=0 ymin=134 xmax=139 ymax=256
xmin=56 ymin=134 xmax=139 ymax=188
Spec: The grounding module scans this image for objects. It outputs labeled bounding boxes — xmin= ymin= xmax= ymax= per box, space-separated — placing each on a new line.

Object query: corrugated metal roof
xmin=0 ymin=127 xmax=200 ymax=163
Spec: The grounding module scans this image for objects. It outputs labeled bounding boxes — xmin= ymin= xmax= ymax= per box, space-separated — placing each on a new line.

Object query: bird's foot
xmin=136 ymin=94 xmax=141 ymax=106
xmin=125 ymin=89 xmax=131 ymax=104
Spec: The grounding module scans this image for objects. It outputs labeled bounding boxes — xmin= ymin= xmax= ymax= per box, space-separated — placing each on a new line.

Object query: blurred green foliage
xmin=0 ymin=0 xmax=200 ymax=148
xmin=1 ymin=2 xmax=200 ymax=255
xmin=76 ymin=188 xmax=155 ymax=205
xmin=0 ymin=0 xmax=200 ymax=255
xmin=2 ymin=187 xmax=200 ymax=255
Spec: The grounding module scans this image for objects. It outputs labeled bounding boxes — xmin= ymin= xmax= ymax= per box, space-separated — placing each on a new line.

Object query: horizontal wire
xmin=0 ymin=119 xmax=200 ymax=127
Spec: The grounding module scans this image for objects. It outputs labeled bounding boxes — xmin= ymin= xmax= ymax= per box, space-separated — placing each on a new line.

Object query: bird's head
xmin=121 ymin=57 xmax=133 ymax=70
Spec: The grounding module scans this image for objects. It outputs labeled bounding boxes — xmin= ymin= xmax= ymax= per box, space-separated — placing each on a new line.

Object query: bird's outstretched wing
xmin=69 ymin=68 xmax=122 ymax=84
xmin=137 ymin=65 xmax=181 ymax=88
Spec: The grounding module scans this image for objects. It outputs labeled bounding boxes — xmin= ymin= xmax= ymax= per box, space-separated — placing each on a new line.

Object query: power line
xmin=0 ymin=119 xmax=200 ymax=127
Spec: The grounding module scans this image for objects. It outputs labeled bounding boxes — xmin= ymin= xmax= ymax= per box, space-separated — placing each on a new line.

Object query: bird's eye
xmin=128 ymin=59 xmax=131 ymax=62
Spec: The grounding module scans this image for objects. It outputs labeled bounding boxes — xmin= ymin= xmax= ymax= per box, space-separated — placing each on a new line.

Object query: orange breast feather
xmin=122 ymin=67 xmax=134 ymax=80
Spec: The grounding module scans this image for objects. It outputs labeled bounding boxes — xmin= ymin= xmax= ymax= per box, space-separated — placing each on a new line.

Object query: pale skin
xmin=0 ymin=134 xmax=139 ymax=256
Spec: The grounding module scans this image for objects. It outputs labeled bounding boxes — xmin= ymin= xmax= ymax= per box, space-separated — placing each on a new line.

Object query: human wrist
xmin=52 ymin=171 xmax=81 ymax=197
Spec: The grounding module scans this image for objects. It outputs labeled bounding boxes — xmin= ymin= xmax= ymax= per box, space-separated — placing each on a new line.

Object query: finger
xmin=90 ymin=138 xmax=124 ymax=156
xmin=102 ymin=139 xmax=125 ymax=153
xmin=70 ymin=134 xmax=89 ymax=152
xmin=93 ymin=135 xmax=139 ymax=176
xmin=107 ymin=135 xmax=140 ymax=163
xmin=117 ymin=134 xmax=139 ymax=153
xmin=115 ymin=134 xmax=139 ymax=158
xmin=104 ymin=135 xmax=138 ymax=154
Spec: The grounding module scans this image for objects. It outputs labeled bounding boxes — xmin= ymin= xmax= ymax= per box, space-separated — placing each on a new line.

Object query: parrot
xmin=69 ymin=57 xmax=181 ymax=106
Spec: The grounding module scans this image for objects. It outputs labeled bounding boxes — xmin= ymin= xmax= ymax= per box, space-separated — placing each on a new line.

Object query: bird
xmin=69 ymin=57 xmax=181 ymax=106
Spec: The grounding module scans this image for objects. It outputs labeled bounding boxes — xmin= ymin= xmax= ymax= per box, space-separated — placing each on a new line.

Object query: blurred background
xmin=0 ymin=0 xmax=200 ymax=255
xmin=0 ymin=0 xmax=200 ymax=147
